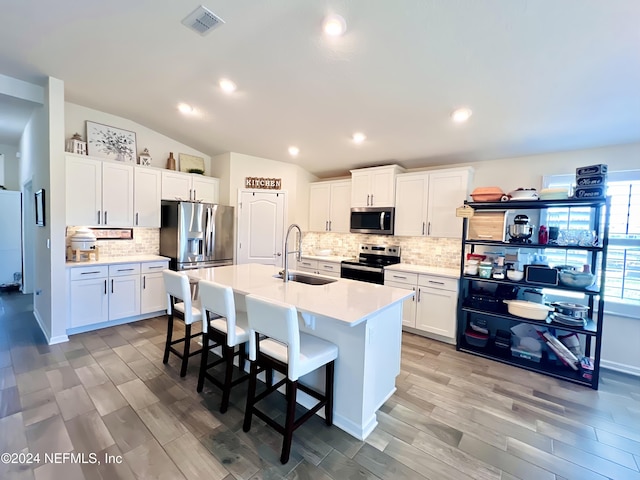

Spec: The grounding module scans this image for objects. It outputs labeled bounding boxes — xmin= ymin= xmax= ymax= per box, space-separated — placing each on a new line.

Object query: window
xmin=543 ymin=171 xmax=640 ymax=311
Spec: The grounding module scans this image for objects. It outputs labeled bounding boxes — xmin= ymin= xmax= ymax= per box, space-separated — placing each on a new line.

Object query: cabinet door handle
xmin=392 ymin=274 xmax=407 ymax=279
xmin=412 ymin=286 xmax=416 ymax=301
xmin=135 ymin=212 xmax=139 ymax=226
xmin=422 ymin=222 xmax=425 ymax=235
xmin=143 ymin=276 xmax=146 ymax=289
xmin=417 ymin=287 xmax=421 ymax=302
xmin=371 ymin=194 xmax=374 ymax=205
xmin=147 ymin=265 xmax=164 ymax=269
xmin=329 ymin=220 xmax=332 ymax=231
xmin=97 ymin=211 xmax=101 ymax=225
xmin=367 ymin=194 xmax=370 ymax=206
xmin=427 ymin=222 xmax=431 ymax=235
xmin=104 ymin=211 xmax=108 ymax=224
xmin=428 ymin=280 xmax=445 ymax=286
xmin=117 ymin=268 xmax=135 ymax=272
xmin=81 ymin=271 xmax=101 ymax=275
xmin=325 ymin=221 xmax=328 ymax=231
xmin=111 ymin=279 xmax=114 ymax=293
xmin=104 ymin=280 xmax=107 ymax=295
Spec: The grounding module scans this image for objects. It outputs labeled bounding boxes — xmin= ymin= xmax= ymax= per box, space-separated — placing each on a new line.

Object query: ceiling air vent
xmin=182 ymin=5 xmax=225 ymax=36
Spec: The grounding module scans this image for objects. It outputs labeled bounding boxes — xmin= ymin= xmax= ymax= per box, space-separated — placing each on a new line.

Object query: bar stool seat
xmin=162 ymin=270 xmax=203 ymax=377
xmin=197 ymin=280 xmax=251 ymax=413
xmin=243 ymin=294 xmax=338 ymax=464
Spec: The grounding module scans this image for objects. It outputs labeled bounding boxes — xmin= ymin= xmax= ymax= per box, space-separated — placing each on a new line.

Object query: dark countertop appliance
xmin=340 ymin=243 xmax=401 ymax=284
xmin=160 ymin=200 xmax=234 ymax=270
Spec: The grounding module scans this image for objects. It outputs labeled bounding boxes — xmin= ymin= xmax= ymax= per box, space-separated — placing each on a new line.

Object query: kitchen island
xmin=187 ymin=263 xmax=413 ymax=440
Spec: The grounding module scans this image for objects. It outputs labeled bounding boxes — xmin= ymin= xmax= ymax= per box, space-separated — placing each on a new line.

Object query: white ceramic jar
xmin=70 ymin=228 xmax=97 ymax=250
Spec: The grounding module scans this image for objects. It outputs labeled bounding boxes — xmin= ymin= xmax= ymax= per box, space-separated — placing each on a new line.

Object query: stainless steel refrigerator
xmin=160 ymin=201 xmax=234 ymax=270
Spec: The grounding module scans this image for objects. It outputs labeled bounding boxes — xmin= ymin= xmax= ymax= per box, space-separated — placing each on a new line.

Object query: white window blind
xmin=543 ymin=171 xmax=640 ymax=306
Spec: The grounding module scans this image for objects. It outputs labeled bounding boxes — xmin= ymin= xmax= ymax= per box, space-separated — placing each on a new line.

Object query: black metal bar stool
xmin=196 ymin=279 xmax=251 ymax=413
xmin=162 ymin=270 xmax=203 ymax=377
xmin=243 ymin=294 xmax=338 ymax=464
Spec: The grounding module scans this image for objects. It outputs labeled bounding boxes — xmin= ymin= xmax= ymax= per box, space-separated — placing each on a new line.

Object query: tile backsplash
xmin=66 ymin=227 xmax=160 ymax=258
xmin=302 ymin=232 xmax=461 ymax=269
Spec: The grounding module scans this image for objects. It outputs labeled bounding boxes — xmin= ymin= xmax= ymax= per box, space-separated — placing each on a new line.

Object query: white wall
xmin=224 ymin=152 xmax=318 ymax=229
xmin=65 ymin=103 xmax=212 ymax=173
xmin=0 ymin=144 xmax=20 ymax=190
xmin=407 ymin=142 xmax=640 ymax=191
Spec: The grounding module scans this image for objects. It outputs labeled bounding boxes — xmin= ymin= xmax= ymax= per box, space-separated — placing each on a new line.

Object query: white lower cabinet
xmin=384 ymin=270 xmax=458 ymax=343
xmin=69 ymin=267 xmax=109 ymax=328
xmin=141 ymin=262 xmax=169 ymax=314
xmin=108 ymin=264 xmax=141 ymax=320
xmin=296 ymin=259 xmax=341 ymax=278
xmin=68 ymin=260 xmax=168 ymax=331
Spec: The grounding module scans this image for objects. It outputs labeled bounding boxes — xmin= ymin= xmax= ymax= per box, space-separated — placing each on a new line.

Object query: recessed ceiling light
xmin=219 ymin=78 xmax=237 ymax=94
xmin=352 ymin=132 xmax=366 ymax=144
xmin=178 ymin=103 xmax=195 ymax=114
xmin=288 ymin=146 xmax=300 ymax=157
xmin=451 ymin=107 xmax=473 ymax=123
xmin=323 ymin=14 xmax=347 ymax=37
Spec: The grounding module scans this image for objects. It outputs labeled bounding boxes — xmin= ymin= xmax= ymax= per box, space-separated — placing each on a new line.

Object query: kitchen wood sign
xmin=245 ymin=177 xmax=282 ymax=189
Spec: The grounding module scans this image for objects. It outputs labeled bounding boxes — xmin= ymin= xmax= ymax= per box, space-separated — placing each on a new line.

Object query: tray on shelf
xmin=461 ymin=274 xmax=601 ymax=295
xmin=461 ymin=307 xmax=598 ymax=335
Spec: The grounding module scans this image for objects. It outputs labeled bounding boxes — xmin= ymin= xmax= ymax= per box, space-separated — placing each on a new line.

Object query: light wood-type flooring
xmin=1 ymin=291 xmax=639 ymax=479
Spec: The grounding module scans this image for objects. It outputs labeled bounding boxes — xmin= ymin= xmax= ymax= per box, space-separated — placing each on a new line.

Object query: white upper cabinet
xmin=66 ymin=156 xmax=102 ymax=226
xmin=350 ymin=165 xmax=405 ymax=207
xmin=394 ymin=167 xmax=472 ymax=238
xmin=134 ymin=166 xmax=161 ymax=227
xmin=102 ymin=162 xmax=135 ymax=227
xmin=394 ymin=174 xmax=430 ymax=237
xmin=427 ymin=169 xmax=472 ymax=238
xmin=192 ymin=175 xmax=219 ymax=204
xmin=161 ymin=170 xmax=219 ymax=204
xmin=161 ymin=171 xmax=192 ymax=201
xmin=308 ymin=179 xmax=351 ymax=233
xmin=66 ymin=155 xmax=134 ymax=227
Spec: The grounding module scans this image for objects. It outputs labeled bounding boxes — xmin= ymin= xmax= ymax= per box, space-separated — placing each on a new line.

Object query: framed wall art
xmin=86 ymin=121 xmax=137 ymax=163
xmin=179 ymin=153 xmax=205 ymax=174
xmin=35 ymin=189 xmax=45 ymax=227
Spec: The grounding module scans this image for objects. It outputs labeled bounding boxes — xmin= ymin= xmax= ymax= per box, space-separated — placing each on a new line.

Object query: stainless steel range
xmin=340 ymin=244 xmax=401 ymax=284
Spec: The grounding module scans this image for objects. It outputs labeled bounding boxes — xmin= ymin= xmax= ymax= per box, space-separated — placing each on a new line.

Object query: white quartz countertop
xmin=300 ymin=254 xmax=352 ymax=262
xmin=384 ymin=263 xmax=460 ymax=279
xmin=66 ymin=255 xmax=170 ymax=268
xmin=187 ymin=263 xmax=412 ymax=326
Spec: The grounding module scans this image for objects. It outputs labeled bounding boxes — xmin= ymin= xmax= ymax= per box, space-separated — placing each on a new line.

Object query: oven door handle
xmin=342 ymin=264 xmax=383 ymax=273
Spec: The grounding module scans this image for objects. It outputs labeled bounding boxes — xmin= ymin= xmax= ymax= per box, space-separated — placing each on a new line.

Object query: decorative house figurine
xmin=138 ymin=148 xmax=152 ymax=166
xmin=66 ymin=133 xmax=87 ymax=155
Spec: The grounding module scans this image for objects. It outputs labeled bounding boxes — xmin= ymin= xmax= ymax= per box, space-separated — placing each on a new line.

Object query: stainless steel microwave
xmin=350 ymin=207 xmax=395 ymax=235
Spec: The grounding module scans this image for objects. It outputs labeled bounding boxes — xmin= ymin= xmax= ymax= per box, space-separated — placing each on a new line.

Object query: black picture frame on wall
xmin=35 ymin=189 xmax=45 ymax=227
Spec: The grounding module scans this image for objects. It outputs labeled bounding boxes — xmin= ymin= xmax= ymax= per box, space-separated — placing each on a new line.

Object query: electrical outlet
xmin=36 ymin=289 xmax=42 ymax=295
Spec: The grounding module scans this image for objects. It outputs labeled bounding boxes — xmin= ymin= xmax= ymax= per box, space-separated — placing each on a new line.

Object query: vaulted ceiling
xmin=1 ymin=1 xmax=639 ymax=177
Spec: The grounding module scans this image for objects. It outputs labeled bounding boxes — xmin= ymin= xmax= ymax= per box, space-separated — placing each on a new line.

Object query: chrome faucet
xmin=282 ymin=223 xmax=302 ymax=282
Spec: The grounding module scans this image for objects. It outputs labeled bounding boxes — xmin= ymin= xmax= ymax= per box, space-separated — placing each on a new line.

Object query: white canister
xmin=70 ymin=228 xmax=97 ymax=250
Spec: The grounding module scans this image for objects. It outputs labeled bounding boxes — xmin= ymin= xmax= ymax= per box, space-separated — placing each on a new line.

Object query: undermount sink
xmin=274 ymin=272 xmax=337 ymax=285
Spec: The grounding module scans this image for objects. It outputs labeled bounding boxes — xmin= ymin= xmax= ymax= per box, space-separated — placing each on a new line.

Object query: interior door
xmin=237 ymin=191 xmax=285 ymax=266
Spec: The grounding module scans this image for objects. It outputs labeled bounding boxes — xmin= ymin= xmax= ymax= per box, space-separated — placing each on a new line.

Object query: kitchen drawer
xmin=141 ymin=261 xmax=169 ymax=273
xmin=384 ymin=270 xmax=418 ymax=285
xmin=69 ymin=265 xmax=108 ymax=280
xmin=109 ymin=263 xmax=141 ymax=277
xmin=318 ymin=262 xmax=340 ymax=274
xmin=467 ymin=211 xmax=508 ymax=241
xmin=418 ymin=274 xmax=458 ymax=292
xmin=297 ymin=259 xmax=318 ymax=270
